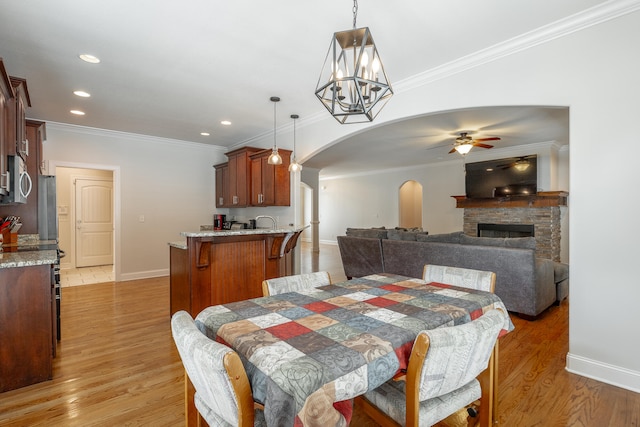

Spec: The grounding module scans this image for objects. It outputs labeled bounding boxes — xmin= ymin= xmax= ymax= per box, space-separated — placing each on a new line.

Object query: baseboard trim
xmin=566 ymin=352 xmax=640 ymax=393
xmin=119 ymin=269 xmax=169 ymax=282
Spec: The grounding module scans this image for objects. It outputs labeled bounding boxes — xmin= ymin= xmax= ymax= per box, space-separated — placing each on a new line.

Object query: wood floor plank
xmin=1 ymin=246 xmax=639 ymax=426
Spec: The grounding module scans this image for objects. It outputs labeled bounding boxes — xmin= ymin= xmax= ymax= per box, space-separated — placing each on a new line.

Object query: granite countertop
xmin=168 ymin=226 xmax=307 ymax=249
xmin=180 ymin=226 xmax=306 ymax=238
xmin=0 ymin=238 xmax=59 ymax=269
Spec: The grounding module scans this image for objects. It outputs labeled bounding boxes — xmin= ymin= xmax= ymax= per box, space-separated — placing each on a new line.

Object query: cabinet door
xmin=250 ymin=149 xmax=291 ymax=206
xmin=0 ymin=265 xmax=53 ymax=392
xmin=214 ymin=163 xmax=228 ymax=208
xmin=250 ymin=155 xmax=273 ymax=205
xmin=10 ymin=77 xmax=29 ymax=159
xmin=273 ymin=155 xmax=290 ymax=206
xmin=0 ymin=63 xmax=11 ymax=197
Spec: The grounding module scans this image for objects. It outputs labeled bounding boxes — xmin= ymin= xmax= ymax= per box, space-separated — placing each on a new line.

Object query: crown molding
xmin=305 ymin=0 xmax=640 ymax=128
xmin=43 ymin=120 xmax=228 ymax=153
xmin=396 ymin=0 xmax=640 ymax=92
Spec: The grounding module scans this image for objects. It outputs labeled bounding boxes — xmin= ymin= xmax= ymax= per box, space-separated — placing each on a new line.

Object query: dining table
xmin=192 ymin=273 xmax=514 ymax=427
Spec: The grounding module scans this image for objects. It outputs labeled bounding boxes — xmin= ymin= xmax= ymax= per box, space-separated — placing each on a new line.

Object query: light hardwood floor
xmin=1 ymin=243 xmax=638 ymax=426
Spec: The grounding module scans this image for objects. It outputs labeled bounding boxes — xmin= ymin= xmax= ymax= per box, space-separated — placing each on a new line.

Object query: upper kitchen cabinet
xmin=0 ymin=59 xmax=13 ymax=198
xmin=8 ymin=77 xmax=31 ymax=159
xmin=250 ymin=148 xmax=291 ymax=206
xmin=0 ymin=120 xmax=46 ymax=234
xmin=224 ymin=146 xmax=262 ymax=208
xmin=214 ymin=162 xmax=229 ymax=208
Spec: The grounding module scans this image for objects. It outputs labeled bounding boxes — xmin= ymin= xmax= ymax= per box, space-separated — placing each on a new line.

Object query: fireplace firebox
xmin=478 ymin=223 xmax=535 ymax=238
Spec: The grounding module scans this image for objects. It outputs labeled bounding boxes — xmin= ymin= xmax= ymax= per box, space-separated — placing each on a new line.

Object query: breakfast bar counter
xmin=169 ymin=228 xmax=304 ymax=317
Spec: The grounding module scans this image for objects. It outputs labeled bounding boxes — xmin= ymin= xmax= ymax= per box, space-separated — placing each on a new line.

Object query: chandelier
xmin=315 ymin=0 xmax=393 ymax=124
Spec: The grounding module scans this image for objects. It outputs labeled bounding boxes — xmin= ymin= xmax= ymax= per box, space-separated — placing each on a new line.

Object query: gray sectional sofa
xmin=337 ymin=229 xmax=569 ymax=319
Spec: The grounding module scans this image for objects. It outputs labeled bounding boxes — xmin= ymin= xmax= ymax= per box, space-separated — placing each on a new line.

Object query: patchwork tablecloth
xmin=196 ymin=273 xmax=514 ymax=427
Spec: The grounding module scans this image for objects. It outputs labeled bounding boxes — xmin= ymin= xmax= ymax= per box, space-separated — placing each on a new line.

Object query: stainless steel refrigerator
xmin=38 ymin=175 xmax=57 ymax=241
xmin=37 ymin=174 xmax=62 ymax=339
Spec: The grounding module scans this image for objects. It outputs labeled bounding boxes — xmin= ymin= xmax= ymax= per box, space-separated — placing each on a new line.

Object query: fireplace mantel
xmin=452 ymin=191 xmax=568 ymax=209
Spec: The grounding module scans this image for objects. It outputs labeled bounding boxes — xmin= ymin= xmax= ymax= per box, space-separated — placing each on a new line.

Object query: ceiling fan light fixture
xmin=513 ymin=160 xmax=530 ymax=171
xmin=267 ymin=96 xmax=283 ymax=165
xmin=315 ymin=0 xmax=393 ymax=124
xmin=454 ymin=143 xmax=473 ymax=155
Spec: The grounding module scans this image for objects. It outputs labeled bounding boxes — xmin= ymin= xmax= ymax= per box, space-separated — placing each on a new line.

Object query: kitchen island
xmin=168 ymin=227 xmax=304 ymax=317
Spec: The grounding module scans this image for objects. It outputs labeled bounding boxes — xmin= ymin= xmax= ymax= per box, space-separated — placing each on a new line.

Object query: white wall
xmin=301 ymin=9 xmax=640 ymax=391
xmin=44 ymin=123 xmax=227 ymax=281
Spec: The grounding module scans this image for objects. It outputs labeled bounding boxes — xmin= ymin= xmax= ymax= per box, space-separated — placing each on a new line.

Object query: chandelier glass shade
xmin=267 ymin=96 xmax=283 ymax=165
xmin=315 ymin=2 xmax=392 ymax=124
xmin=454 ymin=143 xmax=474 ymax=155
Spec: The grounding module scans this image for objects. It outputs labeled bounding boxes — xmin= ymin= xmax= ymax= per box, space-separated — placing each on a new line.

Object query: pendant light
xmin=288 ymin=114 xmax=302 ymax=172
xmin=315 ymin=0 xmax=393 ymax=124
xmin=267 ymin=96 xmax=282 ymax=165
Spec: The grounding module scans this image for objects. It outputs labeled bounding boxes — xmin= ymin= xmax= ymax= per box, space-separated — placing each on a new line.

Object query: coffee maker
xmin=213 ymin=214 xmax=226 ymax=230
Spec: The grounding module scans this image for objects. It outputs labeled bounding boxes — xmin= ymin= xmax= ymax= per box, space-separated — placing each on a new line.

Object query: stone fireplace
xmin=452 ymin=191 xmax=568 ymax=262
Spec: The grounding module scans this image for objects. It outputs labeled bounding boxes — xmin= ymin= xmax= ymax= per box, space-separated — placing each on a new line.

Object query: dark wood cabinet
xmin=214 ymin=162 xmax=229 ymax=208
xmin=250 ymin=148 xmax=291 ymax=206
xmin=0 ymin=264 xmax=54 ymax=392
xmin=227 ymin=147 xmax=261 ymax=207
xmin=214 ymin=147 xmax=261 ymax=208
xmin=8 ymin=77 xmax=30 ymax=159
xmin=214 ymin=146 xmax=291 ymax=209
xmin=0 ymin=59 xmax=13 ymax=198
xmin=0 ymin=120 xmax=46 ymax=234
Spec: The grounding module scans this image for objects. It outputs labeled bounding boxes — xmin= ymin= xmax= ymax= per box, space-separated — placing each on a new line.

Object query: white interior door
xmin=75 ymin=178 xmax=114 ymax=267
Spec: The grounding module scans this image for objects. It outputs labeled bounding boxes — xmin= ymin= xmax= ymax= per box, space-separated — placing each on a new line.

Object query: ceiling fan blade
xmin=448 ymin=147 xmax=458 ymax=154
xmin=473 ymin=137 xmax=501 ymax=142
xmin=473 ymin=143 xmax=494 ymax=149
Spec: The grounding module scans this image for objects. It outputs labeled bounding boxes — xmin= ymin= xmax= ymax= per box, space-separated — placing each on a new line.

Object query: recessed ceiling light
xmin=79 ymin=54 xmax=100 ymax=64
xmin=73 ymin=90 xmax=91 ymax=97
xmin=200 ymin=132 xmax=210 ymax=136
xmin=220 ymin=120 xmax=232 ymax=126
xmin=70 ymin=110 xmax=85 ymax=116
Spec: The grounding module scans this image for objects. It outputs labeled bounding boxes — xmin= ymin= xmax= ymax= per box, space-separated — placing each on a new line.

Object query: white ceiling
xmin=0 ymin=1 xmax=602 ymax=174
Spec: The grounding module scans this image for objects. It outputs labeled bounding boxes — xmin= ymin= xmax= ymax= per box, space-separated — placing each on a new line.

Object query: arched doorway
xmin=399 ymin=180 xmax=423 ymax=229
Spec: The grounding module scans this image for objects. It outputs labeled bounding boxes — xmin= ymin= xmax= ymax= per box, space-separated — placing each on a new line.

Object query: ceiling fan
xmin=497 ymin=155 xmax=535 ymax=171
xmin=449 ymin=132 xmax=500 ymax=155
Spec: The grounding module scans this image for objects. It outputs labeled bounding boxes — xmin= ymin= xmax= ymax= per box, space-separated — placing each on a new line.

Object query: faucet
xmin=255 ymin=215 xmax=277 ymax=230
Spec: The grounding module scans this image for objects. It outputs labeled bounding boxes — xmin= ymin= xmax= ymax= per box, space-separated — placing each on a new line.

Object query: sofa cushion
xmin=387 ymin=229 xmax=428 ymax=241
xmin=553 ymin=262 xmax=570 ymax=282
xmin=459 ymin=234 xmax=537 ymax=250
xmin=416 ymin=231 xmax=463 ymax=244
xmin=346 ymin=228 xmax=388 ymax=239
xmin=337 ymin=236 xmax=385 ymax=278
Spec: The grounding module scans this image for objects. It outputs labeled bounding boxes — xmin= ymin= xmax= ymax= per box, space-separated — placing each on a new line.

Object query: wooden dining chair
xmin=357 ymin=309 xmax=505 ymax=427
xmin=171 ymin=311 xmax=266 ymax=427
xmin=261 ymin=271 xmax=331 ymax=296
xmin=422 ymin=264 xmax=496 ymax=293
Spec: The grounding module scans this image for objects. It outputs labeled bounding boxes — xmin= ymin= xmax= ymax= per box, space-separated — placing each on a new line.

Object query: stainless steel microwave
xmin=1 ymin=155 xmax=32 ymax=204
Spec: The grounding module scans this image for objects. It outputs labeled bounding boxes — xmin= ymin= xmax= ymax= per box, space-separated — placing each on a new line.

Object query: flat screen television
xmin=465 ymin=155 xmax=537 ymax=198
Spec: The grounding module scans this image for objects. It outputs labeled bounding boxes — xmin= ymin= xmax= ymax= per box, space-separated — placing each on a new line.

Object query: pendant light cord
xmin=352 ymin=0 xmax=358 ymax=28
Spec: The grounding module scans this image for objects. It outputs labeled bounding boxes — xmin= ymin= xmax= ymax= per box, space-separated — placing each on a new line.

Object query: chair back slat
xmin=262 ymin=271 xmax=331 ymax=296
xmin=423 ymin=264 xmax=496 ymax=293
xmin=171 ymin=310 xmax=255 ymax=426
xmin=412 ymin=309 xmax=504 ymax=401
